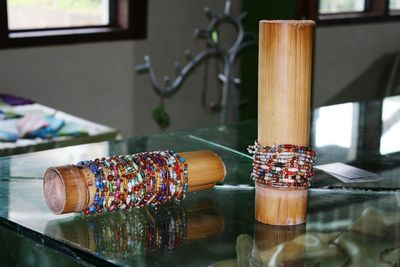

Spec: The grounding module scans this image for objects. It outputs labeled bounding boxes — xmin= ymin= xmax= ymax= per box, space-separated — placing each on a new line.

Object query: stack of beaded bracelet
xmin=247 ymin=141 xmax=316 ymax=188
xmin=77 ymin=150 xmax=189 ymax=215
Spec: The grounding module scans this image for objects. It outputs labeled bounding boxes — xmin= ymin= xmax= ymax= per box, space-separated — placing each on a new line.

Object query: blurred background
xmin=0 ymin=0 xmax=399 ymax=138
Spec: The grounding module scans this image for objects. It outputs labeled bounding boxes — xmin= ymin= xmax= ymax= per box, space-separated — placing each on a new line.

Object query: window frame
xmin=297 ymin=0 xmax=400 ymax=25
xmin=0 ymin=0 xmax=148 ymax=48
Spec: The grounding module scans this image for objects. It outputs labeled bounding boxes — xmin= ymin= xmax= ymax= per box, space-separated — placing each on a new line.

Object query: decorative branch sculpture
xmin=135 ymin=0 xmax=256 ymax=127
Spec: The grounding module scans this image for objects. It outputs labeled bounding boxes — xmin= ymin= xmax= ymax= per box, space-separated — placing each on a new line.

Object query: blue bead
xmin=89 ymin=204 xmax=96 ymax=212
xmin=180 ymin=157 xmax=185 ymax=163
xmin=91 ymin=166 xmax=96 ymax=173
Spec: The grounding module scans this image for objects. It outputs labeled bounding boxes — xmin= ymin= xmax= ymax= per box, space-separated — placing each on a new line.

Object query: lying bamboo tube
xmin=44 ymin=150 xmax=226 ymax=214
xmin=256 ymin=20 xmax=315 ymax=225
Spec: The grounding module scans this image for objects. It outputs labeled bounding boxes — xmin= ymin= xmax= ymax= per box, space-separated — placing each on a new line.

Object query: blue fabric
xmin=57 ymin=121 xmax=89 ymax=137
xmin=0 ymin=131 xmax=18 ymax=142
xmin=30 ymin=116 xmax=65 ymax=139
xmin=0 ymin=119 xmax=19 ymax=142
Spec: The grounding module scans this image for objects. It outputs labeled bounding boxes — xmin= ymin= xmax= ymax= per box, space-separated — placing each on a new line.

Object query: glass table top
xmin=0 ymin=95 xmax=399 ymax=266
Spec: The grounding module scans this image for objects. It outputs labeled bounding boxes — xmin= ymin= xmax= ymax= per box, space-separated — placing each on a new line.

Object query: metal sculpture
xmin=135 ymin=0 xmax=256 ymax=127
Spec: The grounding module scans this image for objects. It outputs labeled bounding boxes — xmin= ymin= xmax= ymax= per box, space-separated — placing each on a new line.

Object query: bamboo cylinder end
xmin=255 ymin=183 xmax=307 ymax=226
xmin=44 ymin=165 xmax=88 ymax=214
xmin=44 ymin=168 xmax=66 ymax=214
xmin=259 ymin=20 xmax=315 ymax=25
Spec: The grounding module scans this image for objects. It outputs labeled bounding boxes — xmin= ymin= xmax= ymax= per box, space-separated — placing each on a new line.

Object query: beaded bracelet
xmin=247 ymin=141 xmax=316 ymax=188
xmin=77 ymin=150 xmax=189 ymax=215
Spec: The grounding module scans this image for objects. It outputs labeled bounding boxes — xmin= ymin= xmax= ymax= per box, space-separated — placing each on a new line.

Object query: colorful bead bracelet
xmin=77 ymin=150 xmax=189 ymax=215
xmin=247 ymin=141 xmax=317 ymax=188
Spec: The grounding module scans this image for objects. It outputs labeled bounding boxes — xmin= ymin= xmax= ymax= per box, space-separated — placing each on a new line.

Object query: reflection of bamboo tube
xmin=251 ymin=222 xmax=306 ymax=265
xmin=256 ymin=20 xmax=314 ymax=225
xmin=44 ymin=150 xmax=226 ymax=214
xmin=186 ymin=210 xmax=225 ymax=240
xmin=45 ymin=202 xmax=224 ymax=257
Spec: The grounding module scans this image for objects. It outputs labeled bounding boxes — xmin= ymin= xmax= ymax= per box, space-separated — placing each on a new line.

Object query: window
xmin=7 ymin=0 xmax=110 ymax=30
xmin=390 ymin=0 xmax=400 ymax=10
xmin=297 ymin=0 xmax=400 ymax=24
xmin=0 ymin=0 xmax=148 ymax=48
xmin=319 ymin=0 xmax=365 ymax=14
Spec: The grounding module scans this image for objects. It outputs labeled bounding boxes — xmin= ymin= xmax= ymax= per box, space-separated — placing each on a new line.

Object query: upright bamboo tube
xmin=256 ymin=20 xmax=315 ymax=225
xmin=44 ymin=150 xmax=226 ymax=214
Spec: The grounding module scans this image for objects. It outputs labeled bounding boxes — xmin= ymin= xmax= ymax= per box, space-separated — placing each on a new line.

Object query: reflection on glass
xmin=314 ymin=103 xmax=359 ymax=160
xmin=380 ymin=96 xmax=400 ymax=155
xmin=45 ymin=201 xmax=224 ymax=257
xmin=212 ymin=206 xmax=400 ymax=267
xmin=9 ymin=142 xmax=109 ymax=178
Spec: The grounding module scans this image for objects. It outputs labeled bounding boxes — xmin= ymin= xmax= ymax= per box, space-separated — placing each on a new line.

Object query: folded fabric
xmin=0 ymin=94 xmax=34 ymax=106
xmin=0 ymin=109 xmax=23 ymax=120
xmin=16 ymin=115 xmax=49 ymax=137
xmin=57 ymin=121 xmax=89 ymax=137
xmin=30 ymin=115 xmax=65 ymax=139
xmin=0 ymin=119 xmax=19 ymax=142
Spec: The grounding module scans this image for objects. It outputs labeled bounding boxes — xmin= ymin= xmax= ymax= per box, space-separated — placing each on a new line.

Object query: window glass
xmin=390 ymin=0 xmax=400 ymax=10
xmin=7 ymin=0 xmax=109 ymax=30
xmin=319 ymin=0 xmax=365 ymax=14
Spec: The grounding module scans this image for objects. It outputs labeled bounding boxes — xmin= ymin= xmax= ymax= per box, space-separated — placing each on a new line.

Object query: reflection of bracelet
xmin=77 ymin=150 xmax=189 ymax=215
xmin=86 ymin=203 xmax=187 ymax=256
xmin=247 ymin=141 xmax=316 ymax=188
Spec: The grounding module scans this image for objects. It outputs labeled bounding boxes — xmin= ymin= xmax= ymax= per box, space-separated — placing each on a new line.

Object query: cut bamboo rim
xmin=256 ymin=20 xmax=314 ymax=225
xmin=43 ymin=150 xmax=226 ymax=214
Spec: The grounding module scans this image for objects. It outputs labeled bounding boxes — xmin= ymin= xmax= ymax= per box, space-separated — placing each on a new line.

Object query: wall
xmin=0 ymin=0 xmax=239 ymax=138
xmin=132 ymin=0 xmax=240 ymax=135
xmin=314 ymin=21 xmax=400 ymax=107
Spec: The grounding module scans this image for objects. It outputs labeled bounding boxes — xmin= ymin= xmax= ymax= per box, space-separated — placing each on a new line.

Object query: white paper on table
xmin=314 ymin=162 xmax=383 ymax=183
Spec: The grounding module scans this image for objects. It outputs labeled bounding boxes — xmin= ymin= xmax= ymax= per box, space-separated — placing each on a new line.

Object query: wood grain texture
xmin=256 ymin=20 xmax=314 ymax=226
xmin=44 ymin=150 xmax=226 ymax=214
xmin=258 ymin=20 xmax=314 ymax=146
xmin=255 ymin=184 xmax=308 ymax=225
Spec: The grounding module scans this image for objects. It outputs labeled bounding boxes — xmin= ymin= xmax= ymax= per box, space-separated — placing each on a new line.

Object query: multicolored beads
xmin=86 ymin=204 xmax=186 ymax=256
xmin=247 ymin=141 xmax=316 ymax=188
xmin=77 ymin=150 xmax=189 ymax=215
